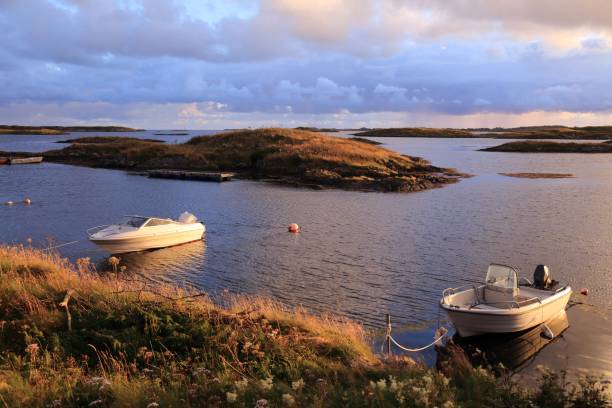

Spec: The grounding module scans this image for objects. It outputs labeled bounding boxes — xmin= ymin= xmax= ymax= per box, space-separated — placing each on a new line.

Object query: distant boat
xmin=87 ymin=212 xmax=205 ymax=254
xmin=0 ymin=157 xmax=8 ymax=165
xmin=440 ymin=264 xmax=572 ymax=337
xmin=9 ymin=156 xmax=44 ymax=164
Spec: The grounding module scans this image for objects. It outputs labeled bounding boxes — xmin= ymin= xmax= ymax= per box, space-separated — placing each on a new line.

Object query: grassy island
xmin=36 ymin=128 xmax=462 ymax=192
xmin=0 ymin=245 xmax=608 ymax=407
xmin=0 ymin=125 xmax=141 ymax=135
xmin=352 ymin=128 xmax=474 ymax=138
xmin=482 ymin=140 xmax=612 ymax=153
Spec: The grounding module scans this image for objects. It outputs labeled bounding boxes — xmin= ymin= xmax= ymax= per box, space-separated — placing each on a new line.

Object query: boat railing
xmin=442 ymin=284 xmax=482 ymax=305
xmin=86 ymin=224 xmax=111 ymax=238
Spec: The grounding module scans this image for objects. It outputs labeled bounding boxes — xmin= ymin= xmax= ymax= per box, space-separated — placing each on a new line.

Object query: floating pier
xmin=147 ymin=170 xmax=235 ymax=182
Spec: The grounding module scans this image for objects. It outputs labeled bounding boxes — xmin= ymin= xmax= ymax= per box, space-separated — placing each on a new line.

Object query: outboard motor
xmin=533 ymin=265 xmax=556 ymax=289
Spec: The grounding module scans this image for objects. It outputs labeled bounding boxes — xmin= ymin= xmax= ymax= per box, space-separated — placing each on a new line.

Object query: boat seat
xmin=483 ymin=284 xmax=519 ymax=309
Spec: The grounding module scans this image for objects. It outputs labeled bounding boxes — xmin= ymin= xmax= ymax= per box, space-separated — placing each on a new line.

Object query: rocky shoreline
xmin=18 ymin=128 xmax=464 ymax=193
xmin=482 ymin=140 xmax=612 ymax=153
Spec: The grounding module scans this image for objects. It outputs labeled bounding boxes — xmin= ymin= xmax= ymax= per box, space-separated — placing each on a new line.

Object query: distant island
xmin=482 ymin=140 xmax=612 ymax=153
xmin=17 ymin=128 xmax=463 ymax=192
xmin=353 ymin=126 xmax=612 ymax=140
xmin=0 ymin=125 xmax=142 ymax=135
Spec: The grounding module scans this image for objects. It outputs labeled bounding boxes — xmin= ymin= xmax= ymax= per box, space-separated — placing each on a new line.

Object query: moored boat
xmin=440 ymin=264 xmax=572 ymax=337
xmin=0 ymin=157 xmax=8 ymax=165
xmin=88 ymin=212 xmax=205 ymax=254
xmin=9 ymin=156 xmax=44 ymax=164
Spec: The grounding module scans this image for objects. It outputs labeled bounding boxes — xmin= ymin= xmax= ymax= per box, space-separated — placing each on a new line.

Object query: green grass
xmin=0 ymin=245 xmax=608 ymax=407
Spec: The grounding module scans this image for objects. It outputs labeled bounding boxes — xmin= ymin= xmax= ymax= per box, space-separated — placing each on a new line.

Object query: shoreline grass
xmin=0 ymin=245 xmax=608 ymax=407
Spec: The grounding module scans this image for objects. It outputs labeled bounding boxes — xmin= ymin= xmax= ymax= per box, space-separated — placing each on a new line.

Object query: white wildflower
xmin=282 ymin=393 xmax=296 ymax=406
xmin=260 ymin=376 xmax=274 ymax=391
xmin=235 ymin=378 xmax=249 ymax=391
xmin=255 ymin=399 xmax=268 ymax=408
xmin=88 ymin=400 xmax=102 ymax=407
xmin=226 ymin=392 xmax=238 ymax=403
xmin=291 ymin=378 xmax=305 ymax=391
xmin=146 ymin=403 xmax=159 ymax=408
xmin=376 ymin=378 xmax=387 ymax=390
xmin=443 ymin=400 xmax=455 ymax=408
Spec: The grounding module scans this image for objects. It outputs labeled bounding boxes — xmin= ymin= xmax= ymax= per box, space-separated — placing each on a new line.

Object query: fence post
xmin=386 ymin=313 xmax=392 ymax=356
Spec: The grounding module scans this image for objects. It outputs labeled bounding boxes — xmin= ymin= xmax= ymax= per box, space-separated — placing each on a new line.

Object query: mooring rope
xmin=42 ymin=240 xmax=80 ymax=251
xmin=385 ymin=319 xmax=449 ymax=353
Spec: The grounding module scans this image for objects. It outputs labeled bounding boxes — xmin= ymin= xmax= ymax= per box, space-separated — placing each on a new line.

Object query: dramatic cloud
xmin=0 ymin=0 xmax=611 ymax=127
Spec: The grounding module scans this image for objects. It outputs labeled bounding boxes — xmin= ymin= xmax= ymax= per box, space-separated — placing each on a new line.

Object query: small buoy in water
xmin=541 ymin=323 xmax=554 ymax=340
xmin=4 ymin=201 xmax=14 ymax=206
xmin=288 ymin=223 xmax=300 ymax=233
xmin=580 ymin=288 xmax=589 ymax=296
xmin=23 ymin=198 xmax=32 ymax=205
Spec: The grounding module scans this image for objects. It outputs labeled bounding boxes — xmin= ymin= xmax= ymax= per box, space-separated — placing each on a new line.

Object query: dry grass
xmin=42 ymin=128 xmax=459 ymax=192
xmin=0 ymin=245 xmax=608 ymax=407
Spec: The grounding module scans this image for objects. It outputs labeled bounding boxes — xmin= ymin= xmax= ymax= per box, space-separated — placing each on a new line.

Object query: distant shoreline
xmin=482 ymin=140 xmax=612 ymax=153
xmin=0 ymin=125 xmax=142 ymax=135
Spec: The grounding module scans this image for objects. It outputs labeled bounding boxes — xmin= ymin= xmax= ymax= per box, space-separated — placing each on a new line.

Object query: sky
xmin=1 ymin=0 xmax=612 ymax=129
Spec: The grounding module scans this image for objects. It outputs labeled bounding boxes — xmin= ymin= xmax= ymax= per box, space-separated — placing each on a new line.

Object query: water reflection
xmin=450 ymin=310 xmax=570 ymax=371
xmin=118 ymin=240 xmax=207 ymax=283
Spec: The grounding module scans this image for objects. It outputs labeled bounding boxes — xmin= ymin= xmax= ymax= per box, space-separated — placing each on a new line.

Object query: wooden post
xmin=59 ymin=289 xmax=75 ymax=331
xmin=386 ymin=313 xmax=392 ymax=356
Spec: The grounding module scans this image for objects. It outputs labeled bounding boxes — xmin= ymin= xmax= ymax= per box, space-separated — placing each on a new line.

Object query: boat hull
xmin=442 ymin=287 xmax=572 ymax=337
xmin=90 ymin=226 xmax=205 ymax=254
xmin=9 ymin=156 xmax=44 ymax=164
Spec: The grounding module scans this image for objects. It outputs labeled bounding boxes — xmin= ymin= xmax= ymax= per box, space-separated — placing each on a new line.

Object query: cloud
xmin=1 ymin=0 xmax=612 ymax=126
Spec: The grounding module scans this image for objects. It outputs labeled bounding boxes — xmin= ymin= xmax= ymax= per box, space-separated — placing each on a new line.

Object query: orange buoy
xmin=288 ymin=223 xmax=300 ymax=233
xmin=580 ymin=288 xmax=589 ymax=296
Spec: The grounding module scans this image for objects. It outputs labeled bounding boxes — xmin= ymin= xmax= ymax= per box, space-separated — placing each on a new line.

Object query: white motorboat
xmin=88 ymin=212 xmax=205 ymax=254
xmin=440 ymin=264 xmax=572 ymax=337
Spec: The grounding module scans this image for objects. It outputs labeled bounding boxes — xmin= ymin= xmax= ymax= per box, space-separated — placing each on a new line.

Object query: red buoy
xmin=580 ymin=288 xmax=589 ymax=296
xmin=288 ymin=223 xmax=300 ymax=233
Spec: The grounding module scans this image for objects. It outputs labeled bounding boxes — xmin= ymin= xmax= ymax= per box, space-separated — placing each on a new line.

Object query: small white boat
xmin=440 ymin=264 xmax=572 ymax=337
xmin=88 ymin=212 xmax=205 ymax=254
xmin=9 ymin=156 xmax=44 ymax=164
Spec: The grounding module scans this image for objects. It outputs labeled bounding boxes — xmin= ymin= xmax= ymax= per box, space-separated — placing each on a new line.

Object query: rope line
xmin=42 ymin=240 xmax=80 ymax=251
xmin=385 ymin=322 xmax=448 ymax=353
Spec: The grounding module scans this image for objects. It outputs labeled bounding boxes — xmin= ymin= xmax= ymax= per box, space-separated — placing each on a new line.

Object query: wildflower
xmin=260 ymin=376 xmax=274 ymax=391
xmin=443 ymin=401 xmax=455 ymax=408
xmin=88 ymin=400 xmax=102 ymax=407
xmin=25 ymin=343 xmax=40 ymax=361
xmin=376 ymin=378 xmax=387 ymax=390
xmin=291 ymin=378 xmax=305 ymax=391
xmin=388 ymin=376 xmax=398 ymax=392
xmin=226 ymin=392 xmax=238 ymax=403
xmin=282 ymin=393 xmax=296 ymax=406
xmin=255 ymin=399 xmax=269 ymax=408
xmin=235 ymin=378 xmax=248 ymax=391
xmin=146 ymin=403 xmax=160 ymax=408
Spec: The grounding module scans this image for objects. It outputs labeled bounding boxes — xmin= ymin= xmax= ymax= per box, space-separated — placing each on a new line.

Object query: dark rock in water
xmin=500 ymin=172 xmax=575 ymax=179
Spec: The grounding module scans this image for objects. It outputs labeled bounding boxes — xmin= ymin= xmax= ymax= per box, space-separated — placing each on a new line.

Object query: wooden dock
xmin=147 ymin=170 xmax=235 ymax=182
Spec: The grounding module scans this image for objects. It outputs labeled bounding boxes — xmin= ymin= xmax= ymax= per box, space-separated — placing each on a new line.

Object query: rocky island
xmin=353 ymin=126 xmax=612 ymax=140
xmin=0 ymin=125 xmax=142 ymax=135
xmin=30 ymin=128 xmax=463 ymax=192
xmin=482 ymin=140 xmax=612 ymax=153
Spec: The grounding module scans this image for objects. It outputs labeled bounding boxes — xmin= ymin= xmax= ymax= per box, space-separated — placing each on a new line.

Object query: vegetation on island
xmin=474 ymin=125 xmax=612 ymax=140
xmin=482 ymin=140 xmax=612 ymax=153
xmin=37 ymin=128 xmax=463 ymax=192
xmin=353 ymin=128 xmax=474 ymax=138
xmin=0 ymin=244 xmax=608 ymax=407
xmin=0 ymin=125 xmax=141 ymax=135
xmin=56 ymin=137 xmax=164 ymax=144
xmin=353 ymin=125 xmax=612 ymax=140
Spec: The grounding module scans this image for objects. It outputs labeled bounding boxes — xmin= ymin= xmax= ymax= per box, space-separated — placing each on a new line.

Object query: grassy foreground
xmin=38 ymin=128 xmax=461 ymax=192
xmin=0 ymin=245 xmax=608 ymax=407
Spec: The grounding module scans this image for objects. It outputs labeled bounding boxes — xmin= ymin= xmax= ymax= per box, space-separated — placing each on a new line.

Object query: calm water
xmin=1 ymin=131 xmax=612 ymax=331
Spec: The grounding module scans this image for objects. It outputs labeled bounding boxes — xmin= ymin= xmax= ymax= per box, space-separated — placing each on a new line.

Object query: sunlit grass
xmin=0 ymin=245 xmax=608 ymax=407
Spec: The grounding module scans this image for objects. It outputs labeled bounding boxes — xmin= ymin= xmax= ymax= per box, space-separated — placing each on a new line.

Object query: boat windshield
xmin=485 ymin=264 xmax=518 ymax=289
xmin=119 ymin=216 xmax=148 ymax=228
